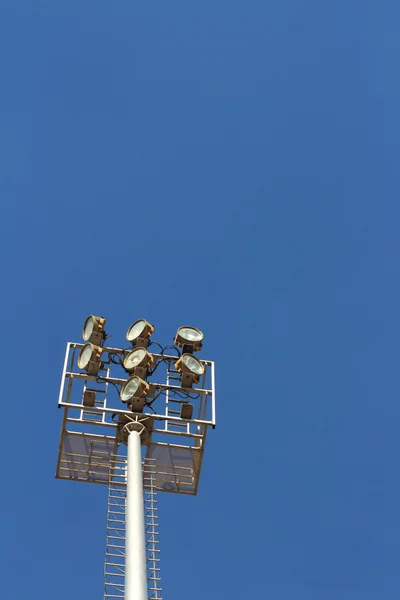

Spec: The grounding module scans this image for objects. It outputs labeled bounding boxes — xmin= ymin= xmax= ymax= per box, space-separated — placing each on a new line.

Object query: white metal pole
xmin=125 ymin=430 xmax=148 ymax=600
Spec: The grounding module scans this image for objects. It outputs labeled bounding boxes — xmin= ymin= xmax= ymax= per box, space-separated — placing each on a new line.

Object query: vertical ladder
xmin=165 ymin=361 xmax=190 ymax=434
xmin=104 ymin=478 xmax=125 ymax=599
xmin=144 ymin=461 xmax=162 ymax=599
xmin=104 ymin=459 xmax=162 ymax=600
xmin=81 ymin=363 xmax=110 ymax=424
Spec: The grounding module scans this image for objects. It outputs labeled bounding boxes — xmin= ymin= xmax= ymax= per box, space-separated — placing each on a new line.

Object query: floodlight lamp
xmin=126 ymin=319 xmax=154 ymax=347
xmin=175 ymin=353 xmax=205 ymax=384
xmin=82 ymin=315 xmax=106 ymax=345
xmin=174 ymin=326 xmax=203 ymax=351
xmin=120 ymin=376 xmax=150 ymax=403
xmin=123 ymin=347 xmax=154 ymax=373
xmin=78 ymin=343 xmax=103 ymax=375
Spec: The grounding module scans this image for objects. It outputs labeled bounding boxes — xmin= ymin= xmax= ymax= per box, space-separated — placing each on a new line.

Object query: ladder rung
xmin=105 ymin=471 xmax=161 ymax=600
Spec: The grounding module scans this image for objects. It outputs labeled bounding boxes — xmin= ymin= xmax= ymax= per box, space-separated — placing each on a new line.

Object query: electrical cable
xmin=146 ymin=387 xmax=165 ymax=405
xmin=96 ymin=376 xmax=120 ymax=395
xmin=162 ymin=344 xmax=181 ymax=357
xmin=149 ymin=341 xmax=164 ymax=353
xmin=109 ymin=353 xmax=123 ymax=366
xmin=149 ymin=357 xmax=169 ymax=376
xmin=169 ymin=390 xmax=189 ymax=399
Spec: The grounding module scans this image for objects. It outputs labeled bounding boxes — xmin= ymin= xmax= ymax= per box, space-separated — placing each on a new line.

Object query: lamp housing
xmin=120 ymin=376 xmax=150 ymax=412
xmin=82 ymin=315 xmax=106 ymax=346
xmin=175 ymin=353 xmax=204 ymax=385
xmin=78 ymin=343 xmax=103 ymax=375
xmin=126 ymin=319 xmax=155 ymax=348
xmin=123 ymin=347 xmax=155 ymax=377
xmin=174 ymin=326 xmax=203 ymax=352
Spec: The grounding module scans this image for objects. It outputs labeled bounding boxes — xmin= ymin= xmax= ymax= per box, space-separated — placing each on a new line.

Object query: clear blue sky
xmin=1 ymin=2 xmax=400 ymax=599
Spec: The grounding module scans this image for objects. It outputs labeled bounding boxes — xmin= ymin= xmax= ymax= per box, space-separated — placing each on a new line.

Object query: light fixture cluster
xmin=173 ymin=325 xmax=205 ymax=420
xmin=120 ymin=319 xmax=156 ymax=411
xmin=174 ymin=326 xmax=205 ymax=388
xmin=77 ymin=316 xmax=205 ymax=419
xmin=78 ymin=315 xmax=106 ymax=375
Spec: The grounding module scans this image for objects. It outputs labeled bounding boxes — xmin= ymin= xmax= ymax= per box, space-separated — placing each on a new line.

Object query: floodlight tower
xmin=56 ymin=317 xmax=216 ymax=600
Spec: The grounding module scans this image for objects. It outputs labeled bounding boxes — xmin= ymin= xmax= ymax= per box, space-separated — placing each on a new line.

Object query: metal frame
xmin=56 ymin=342 xmax=216 ymax=495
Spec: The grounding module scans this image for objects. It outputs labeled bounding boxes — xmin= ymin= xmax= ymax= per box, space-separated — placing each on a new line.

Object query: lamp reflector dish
xmin=182 ymin=354 xmax=204 ymax=376
xmin=78 ymin=344 xmax=93 ymax=369
xmin=178 ymin=327 xmax=203 ymax=343
xmin=126 ymin=319 xmax=154 ymax=343
xmin=83 ymin=317 xmax=95 ymax=341
xmin=120 ymin=377 xmax=140 ymax=402
xmin=124 ymin=348 xmax=147 ymax=371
